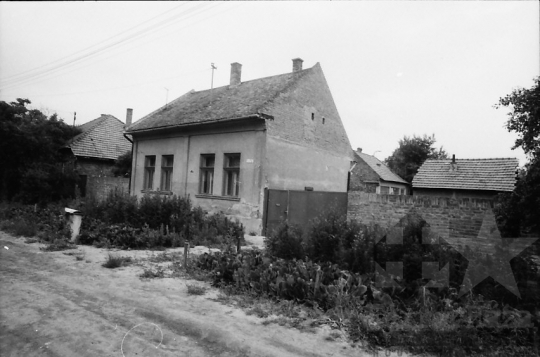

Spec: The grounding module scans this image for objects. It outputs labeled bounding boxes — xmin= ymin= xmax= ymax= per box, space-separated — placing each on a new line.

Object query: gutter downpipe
xmin=123 ymin=133 xmax=134 ymax=194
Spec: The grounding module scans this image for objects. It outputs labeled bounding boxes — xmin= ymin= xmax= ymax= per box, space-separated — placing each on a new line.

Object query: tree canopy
xmin=384 ymin=134 xmax=448 ymax=183
xmin=494 ymin=77 xmax=540 ymax=236
xmin=0 ymin=98 xmax=81 ymax=203
xmin=495 ymin=77 xmax=540 ymax=158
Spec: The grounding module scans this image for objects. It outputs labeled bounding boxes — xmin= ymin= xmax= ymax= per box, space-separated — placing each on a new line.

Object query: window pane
xmin=226 ymin=154 xmax=240 ymax=168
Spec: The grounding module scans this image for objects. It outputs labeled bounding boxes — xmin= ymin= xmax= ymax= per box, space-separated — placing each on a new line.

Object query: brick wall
xmin=347 ymin=192 xmax=503 ymax=254
xmin=86 ymin=176 xmax=129 ymax=201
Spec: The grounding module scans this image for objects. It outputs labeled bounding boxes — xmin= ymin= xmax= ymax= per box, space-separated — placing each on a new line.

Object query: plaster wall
xmin=264 ymin=136 xmax=350 ymax=192
xmin=131 ymin=122 xmax=266 ymax=233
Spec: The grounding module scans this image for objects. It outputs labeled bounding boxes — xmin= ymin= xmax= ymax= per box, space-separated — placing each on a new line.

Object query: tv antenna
xmin=210 ymin=63 xmax=217 ymax=90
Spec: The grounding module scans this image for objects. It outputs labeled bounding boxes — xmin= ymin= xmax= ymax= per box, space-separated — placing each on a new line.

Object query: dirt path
xmin=0 ymin=232 xmax=404 ymax=357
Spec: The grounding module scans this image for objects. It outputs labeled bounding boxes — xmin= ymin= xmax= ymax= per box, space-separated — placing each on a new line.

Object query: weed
xmin=139 ymin=266 xmax=165 ymax=279
xmin=102 ymin=253 xmax=132 ymax=269
xmin=41 ymin=239 xmax=77 ymax=252
xmin=186 ymin=283 xmax=208 ymax=295
xmin=148 ymin=251 xmax=177 ymax=263
xmin=24 ymin=238 xmax=38 ymax=244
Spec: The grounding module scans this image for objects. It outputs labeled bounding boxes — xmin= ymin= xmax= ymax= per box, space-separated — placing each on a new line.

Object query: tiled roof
xmin=412 ymin=158 xmax=518 ymax=192
xmin=69 ymin=115 xmax=132 ymax=160
xmin=355 ymin=151 xmax=408 ymax=184
xmin=127 ymin=65 xmax=314 ymax=132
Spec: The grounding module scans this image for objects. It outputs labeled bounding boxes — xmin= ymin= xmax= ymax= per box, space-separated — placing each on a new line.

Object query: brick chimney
xmin=230 ymin=62 xmax=242 ymax=86
xmin=292 ymin=58 xmax=303 ymax=72
xmin=126 ymin=108 xmax=133 ymax=127
xmin=357 ymin=147 xmax=362 ymax=153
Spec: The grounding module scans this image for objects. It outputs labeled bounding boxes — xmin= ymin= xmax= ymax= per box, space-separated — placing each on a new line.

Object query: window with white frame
xmin=223 ymin=153 xmax=240 ymax=197
xmin=199 ymin=154 xmax=215 ymax=194
xmin=161 ymin=155 xmax=174 ymax=191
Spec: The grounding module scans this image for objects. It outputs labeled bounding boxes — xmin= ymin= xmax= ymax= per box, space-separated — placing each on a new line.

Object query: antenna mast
xmin=210 ymin=63 xmax=217 ymax=90
xmin=164 ymin=88 xmax=169 ymax=106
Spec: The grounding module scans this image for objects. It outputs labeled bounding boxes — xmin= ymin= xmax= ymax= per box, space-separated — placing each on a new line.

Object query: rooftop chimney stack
xmin=126 ymin=108 xmax=133 ymax=128
xmin=230 ymin=62 xmax=242 ymax=86
xmin=452 ymin=154 xmax=455 ymax=164
xmin=357 ymin=147 xmax=362 ymax=153
xmin=292 ymin=58 xmax=303 ymax=72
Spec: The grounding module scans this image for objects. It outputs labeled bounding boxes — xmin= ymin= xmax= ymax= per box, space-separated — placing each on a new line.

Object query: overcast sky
xmin=1 ymin=1 xmax=538 ymax=166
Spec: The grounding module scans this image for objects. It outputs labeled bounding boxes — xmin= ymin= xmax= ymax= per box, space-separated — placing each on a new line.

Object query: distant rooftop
xmin=355 ymin=151 xmax=408 ymax=184
xmin=69 ymin=114 xmax=131 ymax=160
xmin=413 ymin=158 xmax=518 ymax=192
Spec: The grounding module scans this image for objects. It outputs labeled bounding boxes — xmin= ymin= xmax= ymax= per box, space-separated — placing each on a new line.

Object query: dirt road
xmin=0 ymin=232 xmax=406 ymax=357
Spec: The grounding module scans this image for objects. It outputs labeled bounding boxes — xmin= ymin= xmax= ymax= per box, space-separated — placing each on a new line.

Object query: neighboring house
xmin=412 ymin=156 xmax=518 ymax=199
xmin=125 ymin=59 xmax=352 ymax=233
xmin=349 ymin=148 xmax=409 ymax=195
xmin=63 ymin=113 xmax=133 ymax=199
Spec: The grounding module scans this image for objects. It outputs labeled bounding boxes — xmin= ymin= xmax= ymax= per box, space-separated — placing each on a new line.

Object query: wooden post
xmin=314 ymin=269 xmax=321 ymax=296
xmin=184 ymin=242 xmax=190 ymax=270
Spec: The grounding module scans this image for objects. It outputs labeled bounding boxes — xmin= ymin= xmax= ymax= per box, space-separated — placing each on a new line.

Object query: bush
xmin=264 ymin=222 xmax=305 ymax=260
xmin=102 ymin=253 xmax=132 ymax=269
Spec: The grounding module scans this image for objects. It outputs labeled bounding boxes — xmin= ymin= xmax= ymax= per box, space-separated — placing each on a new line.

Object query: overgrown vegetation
xmin=0 ymin=98 xmax=82 ymax=203
xmin=77 ymin=191 xmax=245 ymax=249
xmin=192 ymin=213 xmax=539 ymax=356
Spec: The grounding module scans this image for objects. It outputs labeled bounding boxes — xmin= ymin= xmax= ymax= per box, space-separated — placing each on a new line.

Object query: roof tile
xmin=412 ymin=158 xmax=518 ymax=192
xmin=69 ymin=115 xmax=131 ymax=160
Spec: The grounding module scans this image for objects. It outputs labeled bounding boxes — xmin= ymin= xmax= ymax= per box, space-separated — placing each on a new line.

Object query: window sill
xmin=141 ymin=190 xmax=173 ymax=196
xmin=195 ymin=194 xmax=240 ymax=202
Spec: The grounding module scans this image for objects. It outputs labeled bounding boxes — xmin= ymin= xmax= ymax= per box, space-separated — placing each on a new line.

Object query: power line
xmin=0 ymin=2 xmax=220 ymax=90
xmin=0 ymin=3 xmax=188 ymax=83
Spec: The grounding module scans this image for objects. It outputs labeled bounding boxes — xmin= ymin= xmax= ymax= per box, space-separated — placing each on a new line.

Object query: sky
xmin=1 ymin=1 xmax=538 ymax=166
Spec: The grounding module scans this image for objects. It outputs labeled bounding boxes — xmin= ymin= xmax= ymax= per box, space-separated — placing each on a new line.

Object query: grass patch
xmin=102 ymin=253 xmax=133 ymax=269
xmin=186 ymin=283 xmax=208 ymax=295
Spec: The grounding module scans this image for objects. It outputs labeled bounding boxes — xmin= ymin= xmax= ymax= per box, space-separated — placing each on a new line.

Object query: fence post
xmin=314 ymin=269 xmax=322 ymax=297
xmin=184 ymin=242 xmax=190 ymax=271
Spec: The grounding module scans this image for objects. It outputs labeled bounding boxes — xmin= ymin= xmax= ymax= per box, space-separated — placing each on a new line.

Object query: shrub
xmin=102 ymin=253 xmax=132 ymax=269
xmin=186 ymin=283 xmax=207 ymax=295
xmin=264 ymin=222 xmax=305 ymax=260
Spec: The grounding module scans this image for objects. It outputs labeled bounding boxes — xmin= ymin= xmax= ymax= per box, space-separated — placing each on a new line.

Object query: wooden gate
xmin=262 ymin=188 xmax=348 ymax=236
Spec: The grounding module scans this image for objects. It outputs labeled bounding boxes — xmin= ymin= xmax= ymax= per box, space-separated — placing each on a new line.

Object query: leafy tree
xmin=494 ymin=77 xmax=540 ymax=235
xmin=0 ymin=98 xmax=81 ymax=203
xmin=112 ymin=151 xmax=132 ymax=177
xmin=495 ymin=77 xmax=540 ymax=158
xmin=384 ymin=134 xmax=448 ymax=183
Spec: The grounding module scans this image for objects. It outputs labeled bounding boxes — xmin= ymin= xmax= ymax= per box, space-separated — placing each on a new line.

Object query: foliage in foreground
xmin=194 ymin=249 xmax=539 ymax=356
xmin=78 ymin=191 xmax=245 ymax=249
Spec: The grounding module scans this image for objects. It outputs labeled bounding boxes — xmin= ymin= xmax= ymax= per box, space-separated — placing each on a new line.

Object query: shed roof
xmin=355 ymin=151 xmax=408 ymax=184
xmin=412 ymin=158 xmax=518 ymax=192
xmin=126 ymin=65 xmax=315 ymax=133
xmin=69 ymin=114 xmax=131 ymax=160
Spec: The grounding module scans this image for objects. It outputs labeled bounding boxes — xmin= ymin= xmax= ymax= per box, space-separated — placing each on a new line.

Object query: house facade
xmin=64 ymin=113 xmax=132 ymax=200
xmin=412 ymin=156 xmax=518 ymax=199
xmin=349 ymin=148 xmax=409 ymax=195
xmin=126 ymin=59 xmax=352 ymax=233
